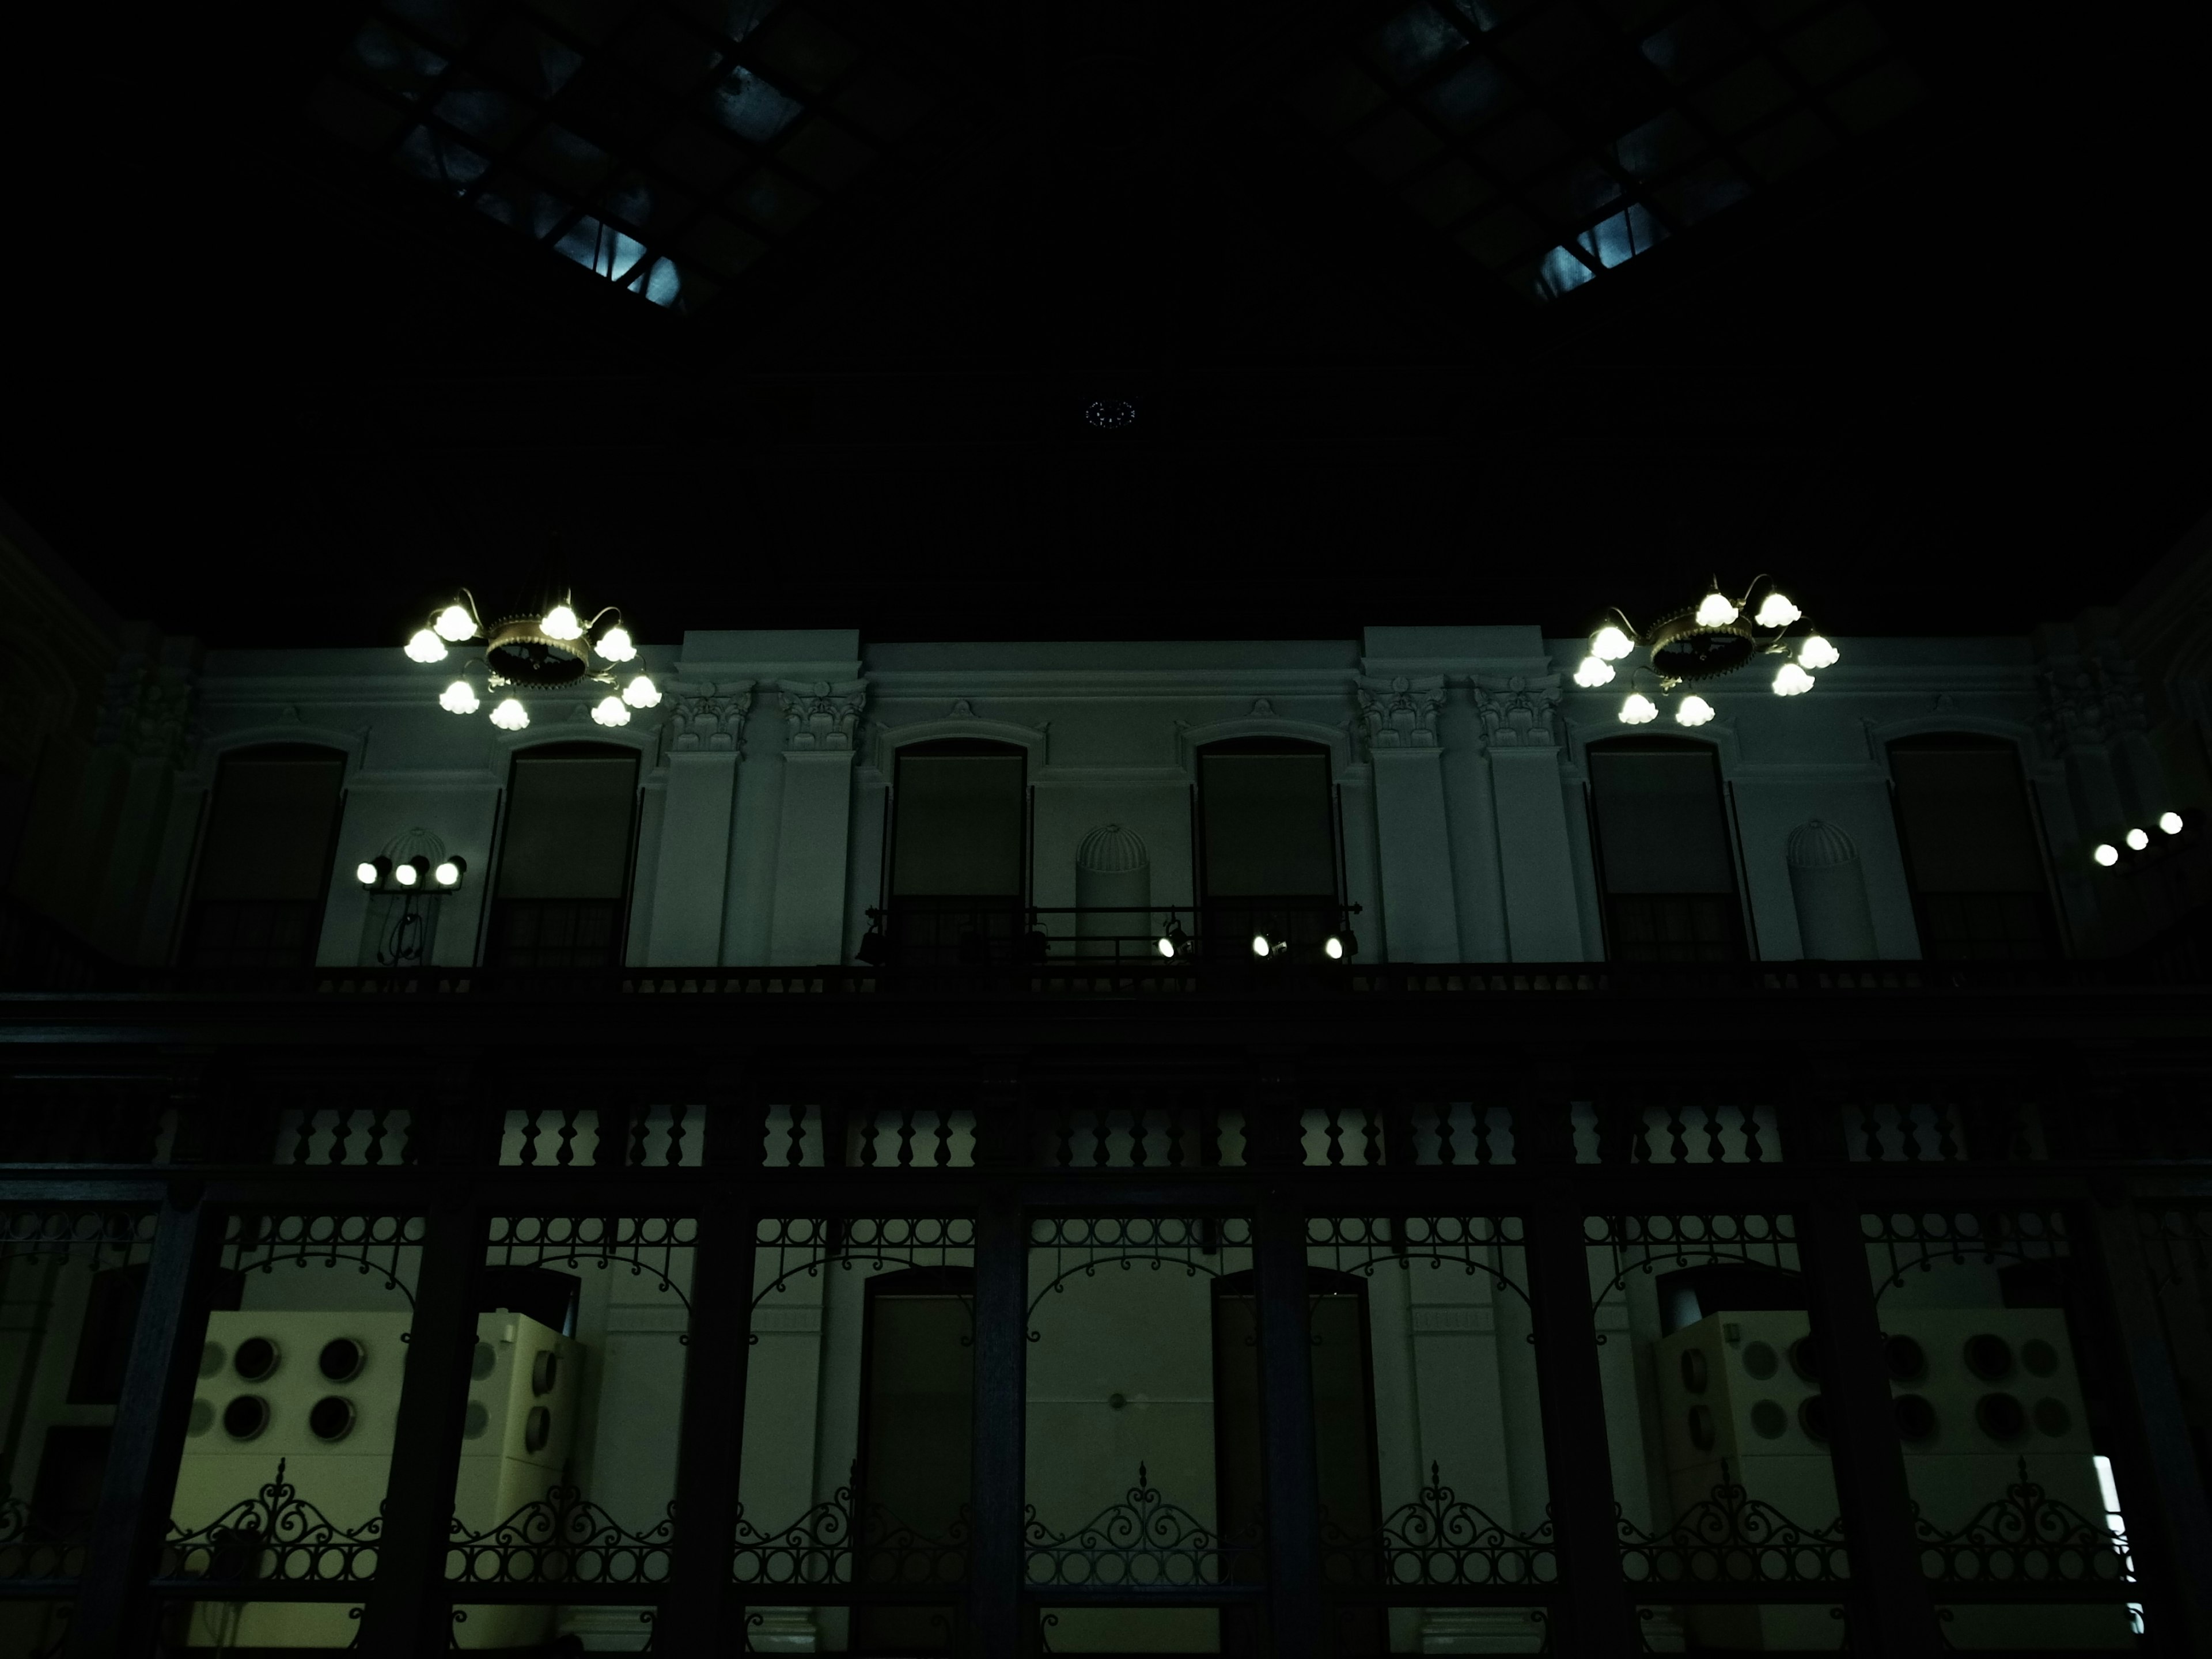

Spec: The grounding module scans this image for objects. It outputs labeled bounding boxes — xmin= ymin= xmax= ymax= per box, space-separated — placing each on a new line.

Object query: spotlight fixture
xmin=434 ymin=857 xmax=467 ymax=888
xmin=356 ymin=856 xmax=392 ymax=888
xmin=2126 ymin=827 xmax=2150 ymax=851
xmin=1581 ymin=575 xmax=1832 ymax=726
xmin=1156 ymin=915 xmax=1191 ymax=960
xmin=393 ymin=857 xmax=427 ymax=888
xmin=855 ymin=916 xmax=889 ymax=967
xmin=2092 ymin=843 xmax=2119 ymax=868
xmin=2160 ymin=810 xmax=2185 ymax=835
xmin=1251 ymin=932 xmax=1283 ymax=960
xmin=1323 ymin=928 xmax=1358 ymax=960
xmin=402 ymin=583 xmax=655 ymax=729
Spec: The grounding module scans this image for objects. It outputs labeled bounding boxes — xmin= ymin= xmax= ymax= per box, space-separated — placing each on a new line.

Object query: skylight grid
xmin=1288 ymin=0 xmax=1923 ymax=303
xmin=309 ymin=0 xmax=912 ymax=315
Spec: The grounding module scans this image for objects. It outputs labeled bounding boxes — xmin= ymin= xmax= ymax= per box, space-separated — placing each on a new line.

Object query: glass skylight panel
xmin=710 ymin=67 xmax=804 ymax=141
xmin=1421 ymin=54 xmax=1516 ymax=130
xmin=1367 ymin=5 xmax=1469 ymax=85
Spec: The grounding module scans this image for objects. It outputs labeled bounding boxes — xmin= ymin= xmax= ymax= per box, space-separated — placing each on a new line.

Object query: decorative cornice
xmin=778 ymin=678 xmax=868 ymax=752
xmin=667 ymin=680 xmax=754 ymax=755
xmin=94 ymin=655 xmax=197 ymax=766
xmin=1471 ymin=673 xmax=1561 ymax=749
xmin=1355 ymin=674 xmax=1445 ymax=751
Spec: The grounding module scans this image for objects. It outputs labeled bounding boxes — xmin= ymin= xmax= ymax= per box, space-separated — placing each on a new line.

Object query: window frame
xmin=1582 ymin=734 xmax=1752 ymax=965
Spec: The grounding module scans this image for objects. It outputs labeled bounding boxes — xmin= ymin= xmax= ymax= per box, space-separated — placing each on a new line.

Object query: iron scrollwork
xmin=1616 ymin=1462 xmax=1849 ymax=1586
xmin=160 ymin=1458 xmax=382 ymax=1585
xmin=0 ymin=1479 xmax=84 ymax=1580
xmin=445 ymin=1487 xmax=675 ymax=1586
xmin=730 ymin=1477 xmax=968 ymax=1590
xmin=1321 ymin=1463 xmax=1555 ymax=1588
xmin=1024 ymin=1465 xmax=1260 ymax=1588
xmin=1914 ymin=1459 xmax=2131 ymax=1588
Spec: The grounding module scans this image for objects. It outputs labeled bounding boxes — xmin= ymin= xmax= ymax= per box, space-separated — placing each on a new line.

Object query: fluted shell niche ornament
xmin=1077 ymin=825 xmax=1150 ymax=956
xmin=1785 ymin=819 xmax=1876 ymax=960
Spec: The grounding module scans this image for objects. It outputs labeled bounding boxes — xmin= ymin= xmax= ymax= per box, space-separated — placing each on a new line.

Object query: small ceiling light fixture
xmin=2092 ymin=843 xmax=2120 ymax=868
xmin=401 ymin=579 xmax=656 ymax=730
xmin=1581 ymin=575 xmax=1832 ymax=726
xmin=2125 ymin=827 xmax=2150 ymax=851
xmin=2160 ymin=810 xmax=2185 ymax=835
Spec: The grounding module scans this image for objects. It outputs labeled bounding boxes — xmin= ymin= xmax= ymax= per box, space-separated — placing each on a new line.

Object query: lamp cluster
xmin=1150 ymin=918 xmax=1358 ymax=961
xmin=356 ymin=854 xmax=467 ymax=890
xmin=404 ymin=591 xmax=660 ymax=730
xmin=2090 ymin=810 xmax=2197 ymax=869
xmin=1575 ymin=580 xmax=1836 ymax=727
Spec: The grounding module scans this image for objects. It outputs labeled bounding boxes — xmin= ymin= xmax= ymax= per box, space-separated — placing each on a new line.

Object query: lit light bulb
xmin=1590 ymin=624 xmax=1634 ymax=661
xmin=2158 ymin=810 xmax=2183 ymax=835
xmin=595 ymin=625 xmax=637 ymax=663
xmin=435 ymin=860 xmax=463 ymax=887
xmin=393 ymin=861 xmax=419 ymax=888
xmin=1676 ymin=694 xmax=1715 ymax=727
xmin=1324 ymin=935 xmax=1345 ymax=960
xmin=622 ymin=674 xmax=662 ymax=709
xmin=541 ymin=604 xmax=583 ymax=641
xmin=2126 ymin=827 xmax=2149 ymax=851
xmin=1695 ymin=591 xmax=1740 ymax=628
xmin=1797 ymin=635 xmax=1840 ymax=669
xmin=1251 ymin=934 xmax=1271 ymax=959
xmin=491 ymin=696 xmax=530 ymax=731
xmin=355 ymin=861 xmax=380 ymax=886
xmin=2093 ymin=843 xmax=2119 ymax=867
xmin=1753 ymin=592 xmax=1801 ymax=628
xmin=1156 ymin=934 xmax=1176 ymax=959
xmin=440 ymin=679 xmax=480 ymax=714
xmin=1772 ymin=662 xmax=1815 ymax=696
xmin=432 ymin=603 xmax=476 ymax=642
xmin=404 ymin=628 xmax=448 ymax=664
xmin=592 ymin=695 xmax=631 ymax=727
xmin=1574 ymin=654 xmax=1616 ymax=688
xmin=1619 ymin=692 xmax=1658 ymax=725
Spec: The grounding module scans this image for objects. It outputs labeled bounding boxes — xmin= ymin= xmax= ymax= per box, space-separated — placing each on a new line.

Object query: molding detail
xmin=95 ymin=656 xmax=196 ymax=765
xmin=778 ymin=678 xmax=868 ymax=752
xmin=2036 ymin=643 xmax=2148 ymax=756
xmin=1355 ymin=674 xmax=1444 ymax=750
xmin=668 ymin=680 xmax=755 ymax=755
xmin=1471 ymin=673 xmax=1561 ymax=749
xmin=949 ymin=698 xmax=976 ymax=718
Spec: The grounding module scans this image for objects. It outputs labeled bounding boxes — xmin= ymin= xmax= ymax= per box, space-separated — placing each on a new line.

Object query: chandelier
xmin=1574 ymin=577 xmax=1837 ymax=728
xmin=403 ymin=589 xmax=660 ymax=730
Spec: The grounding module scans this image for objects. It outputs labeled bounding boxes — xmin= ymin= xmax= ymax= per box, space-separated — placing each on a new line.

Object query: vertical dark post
xmin=1784 ymin=1088 xmax=1940 ymax=1656
xmin=1247 ymin=1060 xmax=1322 ymax=1658
xmin=2080 ymin=1194 xmax=2212 ymax=1654
xmin=357 ymin=1089 xmax=496 ymax=1658
xmin=967 ymin=1059 xmax=1029 ymax=1657
xmin=1514 ymin=1071 xmax=1635 ymax=1658
xmin=65 ymin=1181 xmax=224 ymax=1659
xmin=660 ymin=1067 xmax=766 ymax=1653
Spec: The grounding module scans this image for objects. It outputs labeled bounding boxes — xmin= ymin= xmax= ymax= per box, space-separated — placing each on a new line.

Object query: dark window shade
xmin=1889 ymin=739 xmax=2056 ymax=961
xmin=496 ymin=751 xmax=638 ymax=899
xmin=1889 ymin=746 xmax=2046 ymax=893
xmin=853 ymin=1269 xmax=972 ymax=1653
xmin=1200 ymin=748 xmax=1335 ymax=899
xmin=193 ymin=751 xmax=346 ymax=902
xmin=1588 ymin=746 xmax=1736 ymax=894
xmin=892 ymin=749 xmax=1025 ymax=897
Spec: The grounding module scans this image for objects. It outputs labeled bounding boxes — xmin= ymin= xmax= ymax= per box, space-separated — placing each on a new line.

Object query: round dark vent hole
xmin=1787 ymin=1337 xmax=1820 ymax=1381
xmin=320 ymin=1338 xmax=365 ymax=1382
xmin=1965 ymin=1334 xmax=2014 ymax=1382
xmin=1883 ymin=1335 xmax=1927 ymax=1382
xmin=1797 ymin=1395 xmax=1830 ymax=1443
xmin=1679 ymin=1351 xmax=1709 ymax=1395
xmin=222 ymin=1396 xmax=270 ymax=1441
xmin=1741 ymin=1341 xmax=1779 ymax=1381
xmin=1892 ymin=1393 xmax=1937 ymax=1442
xmin=1976 ymin=1392 xmax=2028 ymax=1442
xmin=309 ymin=1396 xmax=356 ymax=1442
xmin=233 ymin=1338 xmax=279 ymax=1382
xmin=532 ymin=1351 xmax=559 ymax=1397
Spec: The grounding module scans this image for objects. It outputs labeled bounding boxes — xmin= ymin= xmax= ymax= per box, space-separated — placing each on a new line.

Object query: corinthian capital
xmin=1356 ymin=674 xmax=1445 ymax=750
xmin=1471 ymin=673 xmax=1561 ymax=749
xmin=667 ymin=680 xmax=754 ymax=754
xmin=778 ymin=678 xmax=868 ymax=751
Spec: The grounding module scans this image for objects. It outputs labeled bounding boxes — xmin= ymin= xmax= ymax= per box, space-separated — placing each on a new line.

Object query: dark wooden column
xmin=1247 ymin=1062 xmax=1323 ymax=1658
xmin=357 ymin=1089 xmax=497 ymax=1658
xmin=2078 ymin=1195 xmax=2212 ymax=1654
xmin=65 ymin=1181 xmax=225 ymax=1658
xmin=1514 ymin=1077 xmax=1635 ymax=1658
xmin=967 ymin=1060 xmax=1029 ymax=1657
xmin=1784 ymin=1089 xmax=1941 ymax=1656
xmin=658 ymin=1068 xmax=766 ymax=1654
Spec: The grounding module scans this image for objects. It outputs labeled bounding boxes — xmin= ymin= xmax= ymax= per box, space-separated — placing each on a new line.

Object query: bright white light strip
xmin=2093 ymin=1456 xmax=2143 ymax=1631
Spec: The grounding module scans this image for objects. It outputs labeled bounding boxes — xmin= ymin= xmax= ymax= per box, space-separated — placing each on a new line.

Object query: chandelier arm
xmin=1605 ymin=605 xmax=1641 ymax=638
xmin=582 ymin=605 xmax=623 ymax=634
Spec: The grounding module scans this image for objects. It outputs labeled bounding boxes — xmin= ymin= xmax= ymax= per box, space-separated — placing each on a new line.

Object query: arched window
xmin=488 ymin=743 xmax=640 ymax=969
xmin=1888 ymin=734 xmax=2058 ymax=959
xmin=1213 ymin=1267 xmax=1384 ymax=1655
xmin=852 ymin=1266 xmax=974 ymax=1653
xmin=1196 ymin=738 xmax=1339 ymax=953
xmin=1586 ymin=737 xmax=1747 ymax=962
xmin=183 ymin=744 xmax=347 ymax=969
xmin=888 ymin=740 xmax=1027 ymax=965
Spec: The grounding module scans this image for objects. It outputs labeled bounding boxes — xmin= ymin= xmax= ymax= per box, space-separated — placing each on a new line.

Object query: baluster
xmin=1472 ymin=1101 xmax=1495 ymax=1165
xmin=895 ymin=1107 xmax=916 ymax=1168
xmin=1379 ymin=1088 xmax=1415 ymax=1167
xmin=1090 ymin=1095 xmax=1112 ymax=1169
xmin=1700 ymin=1096 xmax=1726 ymax=1165
xmin=555 ymin=1107 xmax=579 ymax=1168
xmin=624 ymin=1097 xmax=650 ymax=1166
xmin=1662 ymin=1088 xmax=1689 ymax=1165
xmin=1128 ymin=1095 xmax=1150 ymax=1170
xmin=515 ymin=1107 xmax=541 ymax=1167
xmin=1741 ymin=1103 xmax=1766 ymax=1165
xmin=1199 ymin=1097 xmax=1223 ymax=1168
xmin=1322 ymin=1103 xmax=1345 ymax=1167
xmin=857 ymin=1093 xmax=880 ymax=1167
xmin=289 ymin=1108 xmax=313 ymax=1166
xmin=1358 ymin=1097 xmax=1383 ymax=1167
xmin=784 ymin=1101 xmax=807 ymax=1168
xmin=933 ymin=1099 xmax=955 ymax=1168
xmin=1857 ymin=1097 xmax=1883 ymax=1162
xmin=331 ymin=1105 xmax=358 ymax=1167
xmin=1896 ymin=1082 xmax=1923 ymax=1163
xmin=1054 ymin=1101 xmax=1076 ymax=1168
xmin=365 ymin=1105 xmax=390 ymax=1168
xmin=1166 ymin=1096 xmax=1187 ymax=1169
xmin=1431 ymin=1101 xmax=1456 ymax=1167
xmin=1931 ymin=1088 xmax=1959 ymax=1162
xmin=665 ymin=1101 xmax=688 ymax=1166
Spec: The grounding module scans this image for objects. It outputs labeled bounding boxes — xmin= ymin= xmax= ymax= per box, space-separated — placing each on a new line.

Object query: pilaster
xmin=1358 ymin=675 xmax=1460 ymax=962
xmin=1472 ymin=675 xmax=1584 ymax=960
xmin=646 ymin=681 xmax=751 ymax=965
xmin=769 ymin=679 xmax=866 ymax=965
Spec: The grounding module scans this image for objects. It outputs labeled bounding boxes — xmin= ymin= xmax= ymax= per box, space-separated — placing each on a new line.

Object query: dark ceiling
xmin=2 ymin=0 xmax=2206 ymax=650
